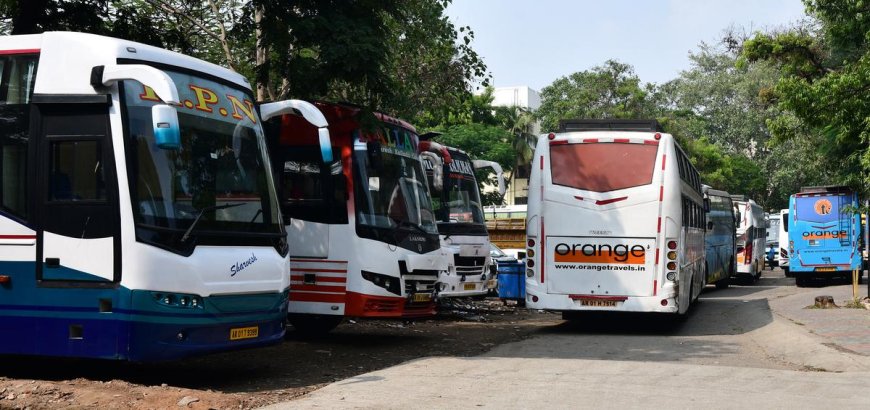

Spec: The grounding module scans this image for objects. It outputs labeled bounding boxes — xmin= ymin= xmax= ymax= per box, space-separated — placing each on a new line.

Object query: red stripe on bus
xmin=290 ymin=259 xmax=349 ymax=263
xmin=595 ymin=197 xmax=627 ymax=205
xmin=549 ymin=140 xmax=568 ymax=146
xmin=655 ymin=248 xmax=660 ymax=265
xmin=289 ymin=284 xmax=347 ymax=293
xmin=613 ymin=138 xmax=630 ymax=143
xmin=574 ymin=196 xmax=584 ymax=201
xmin=290 ymin=275 xmax=347 ymax=283
xmin=0 ymin=235 xmax=36 ymax=239
xmin=289 ymin=292 xmax=346 ymax=304
xmin=653 ymin=280 xmax=657 ymax=296
xmin=661 ymin=155 xmax=667 ymax=170
xmin=540 ymin=217 xmax=545 ymax=284
xmin=657 ymin=217 xmax=662 ymax=233
xmin=644 ymin=140 xmax=659 ymax=145
xmin=292 ymin=268 xmax=348 ymax=273
xmin=540 ymin=155 xmax=543 ymax=170
xmin=659 ymin=186 xmax=664 ymax=201
xmin=0 ymin=49 xmax=39 ymax=55
xmin=583 ymin=138 xmax=598 ymax=143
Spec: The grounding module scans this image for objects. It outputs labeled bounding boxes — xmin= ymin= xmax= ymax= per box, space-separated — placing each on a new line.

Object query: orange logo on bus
xmin=814 ymin=199 xmax=833 ymax=216
xmin=802 ymin=230 xmax=847 ymax=240
xmin=553 ymin=243 xmax=646 ymax=264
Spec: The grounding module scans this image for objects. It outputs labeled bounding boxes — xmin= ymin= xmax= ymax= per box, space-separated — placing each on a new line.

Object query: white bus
xmin=525 ymin=119 xmax=705 ymax=316
xmin=265 ymin=101 xmax=449 ymax=333
xmin=733 ymin=198 xmax=765 ymax=280
xmin=778 ymin=208 xmax=790 ymax=275
xmin=422 ymin=143 xmax=505 ymax=297
xmin=0 ymin=32 xmax=304 ymax=360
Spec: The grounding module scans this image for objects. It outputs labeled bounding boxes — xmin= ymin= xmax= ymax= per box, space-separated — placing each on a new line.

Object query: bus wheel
xmin=715 ymin=276 xmax=730 ymax=290
xmin=795 ymin=275 xmax=808 ymax=288
xmin=783 ymin=267 xmax=792 ymax=278
xmin=288 ymin=314 xmax=343 ymax=336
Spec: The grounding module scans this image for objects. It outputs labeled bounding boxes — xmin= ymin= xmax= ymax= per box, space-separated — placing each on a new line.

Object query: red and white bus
xmin=525 ymin=120 xmax=705 ymax=316
xmin=265 ymin=101 xmax=448 ymax=333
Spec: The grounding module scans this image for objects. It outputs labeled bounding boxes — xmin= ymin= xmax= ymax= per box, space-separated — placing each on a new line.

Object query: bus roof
xmin=558 ymin=119 xmax=663 ymax=133
xmin=702 ymin=185 xmax=731 ymax=198
xmin=0 ymin=32 xmax=252 ymax=95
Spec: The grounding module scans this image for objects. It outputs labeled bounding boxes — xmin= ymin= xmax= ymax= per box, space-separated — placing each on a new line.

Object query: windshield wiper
xmin=394 ymin=219 xmax=431 ymax=235
xmin=181 ymin=203 xmax=246 ymax=242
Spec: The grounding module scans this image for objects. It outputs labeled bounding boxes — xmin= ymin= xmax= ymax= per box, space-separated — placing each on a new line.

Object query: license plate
xmin=412 ymin=293 xmax=432 ymax=303
xmin=229 ymin=326 xmax=259 ymax=341
xmin=464 ymin=283 xmax=476 ymax=291
xmin=580 ymin=299 xmax=617 ymax=307
xmin=815 ymin=267 xmax=837 ymax=272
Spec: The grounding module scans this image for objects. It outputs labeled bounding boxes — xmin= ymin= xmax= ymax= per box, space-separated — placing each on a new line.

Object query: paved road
xmin=266 ymin=270 xmax=870 ymax=409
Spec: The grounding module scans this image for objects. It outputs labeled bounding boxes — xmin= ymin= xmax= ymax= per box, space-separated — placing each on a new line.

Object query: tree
xmin=741 ymin=0 xmax=870 ymax=195
xmin=537 ymin=60 xmax=656 ymax=132
xmin=435 ymin=123 xmax=514 ymax=205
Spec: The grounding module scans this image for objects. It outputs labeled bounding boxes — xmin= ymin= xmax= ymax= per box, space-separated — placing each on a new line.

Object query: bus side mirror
xmin=152 ymin=104 xmax=181 ymax=150
xmin=420 ymin=152 xmax=443 ymax=192
xmin=707 ymin=220 xmax=714 ymax=231
xmin=259 ymin=99 xmax=333 ymax=163
xmin=472 ymin=160 xmax=506 ymax=197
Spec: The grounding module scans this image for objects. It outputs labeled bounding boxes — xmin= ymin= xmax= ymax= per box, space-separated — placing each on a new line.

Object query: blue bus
xmin=788 ymin=186 xmax=862 ymax=286
xmin=703 ymin=186 xmax=736 ymax=289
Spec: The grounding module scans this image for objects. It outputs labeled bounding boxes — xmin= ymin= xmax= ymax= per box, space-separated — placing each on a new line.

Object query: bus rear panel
xmin=525 ymin=122 xmax=705 ymax=315
xmin=788 ymin=187 xmax=861 ymax=278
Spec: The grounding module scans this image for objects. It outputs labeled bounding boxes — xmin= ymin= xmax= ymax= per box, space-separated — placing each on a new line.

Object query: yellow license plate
xmin=412 ymin=293 xmax=432 ymax=303
xmin=580 ymin=299 xmax=617 ymax=307
xmin=486 ymin=279 xmax=497 ymax=289
xmin=229 ymin=326 xmax=259 ymax=341
xmin=815 ymin=267 xmax=837 ymax=272
xmin=464 ymin=283 xmax=476 ymax=291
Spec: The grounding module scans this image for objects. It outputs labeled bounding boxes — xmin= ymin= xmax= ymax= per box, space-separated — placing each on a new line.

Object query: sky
xmin=446 ymin=0 xmax=808 ymax=91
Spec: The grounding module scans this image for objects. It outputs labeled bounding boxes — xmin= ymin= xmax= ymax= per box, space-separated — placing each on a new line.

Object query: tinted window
xmin=0 ymin=53 xmax=38 ymax=218
xmin=280 ymin=147 xmax=347 ymax=224
xmin=550 ymin=143 xmax=658 ymax=192
xmin=782 ymin=212 xmax=789 ymax=232
xmin=49 ymin=140 xmax=106 ymax=201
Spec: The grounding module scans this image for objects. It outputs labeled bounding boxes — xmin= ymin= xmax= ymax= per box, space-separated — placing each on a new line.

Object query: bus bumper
xmin=344 ymin=291 xmax=436 ymax=319
xmin=525 ymin=284 xmax=679 ymax=314
xmin=436 ymin=274 xmax=489 ymax=298
xmin=125 ymin=289 xmax=288 ymax=362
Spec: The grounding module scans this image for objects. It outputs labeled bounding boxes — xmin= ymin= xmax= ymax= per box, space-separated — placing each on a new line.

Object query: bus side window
xmin=48 ymin=140 xmax=106 ymax=201
xmin=0 ymin=54 xmax=38 ymax=219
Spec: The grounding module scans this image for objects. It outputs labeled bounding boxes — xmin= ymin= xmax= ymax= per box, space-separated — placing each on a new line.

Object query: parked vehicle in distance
xmin=525 ymin=119 xmax=705 ymax=317
xmin=422 ymin=142 xmax=505 ymax=298
xmin=733 ymin=197 xmax=766 ymax=280
xmin=0 ymin=32 xmax=296 ymax=360
xmin=766 ymin=213 xmax=780 ymax=268
xmin=489 ymin=243 xmax=519 ymax=295
xmin=703 ymin=186 xmax=736 ymax=289
xmin=778 ymin=208 xmax=791 ymax=276
xmin=265 ymin=101 xmax=449 ymax=334
xmin=787 ymin=186 xmax=862 ymax=286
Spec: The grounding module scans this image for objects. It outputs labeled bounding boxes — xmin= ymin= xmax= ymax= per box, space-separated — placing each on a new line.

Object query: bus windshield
xmin=426 ymin=151 xmax=485 ymax=225
xmin=353 ymin=144 xmax=437 ymax=234
xmin=122 ymin=70 xmax=281 ymax=236
xmin=550 ymin=143 xmax=658 ymax=192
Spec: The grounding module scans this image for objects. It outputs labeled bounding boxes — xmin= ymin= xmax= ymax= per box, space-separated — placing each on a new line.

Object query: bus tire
xmin=783 ymin=267 xmax=792 ymax=277
xmin=795 ymin=275 xmax=808 ymax=288
xmin=288 ymin=314 xmax=343 ymax=336
xmin=715 ymin=276 xmax=730 ymax=290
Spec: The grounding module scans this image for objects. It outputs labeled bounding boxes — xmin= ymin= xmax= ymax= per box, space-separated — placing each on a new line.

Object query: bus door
xmin=33 ymin=99 xmax=120 ymax=284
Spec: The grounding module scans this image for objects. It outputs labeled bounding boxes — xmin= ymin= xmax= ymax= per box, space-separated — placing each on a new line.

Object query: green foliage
xmin=537 ymin=60 xmax=656 ymax=132
xmin=435 ymin=123 xmax=515 ymax=205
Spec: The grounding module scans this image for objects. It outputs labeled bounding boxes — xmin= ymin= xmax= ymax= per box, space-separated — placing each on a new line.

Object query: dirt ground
xmin=0 ymin=299 xmax=559 ymax=409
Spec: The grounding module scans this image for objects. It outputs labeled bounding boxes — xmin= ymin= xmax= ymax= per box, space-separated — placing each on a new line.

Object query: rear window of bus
xmin=550 ymin=143 xmax=658 ymax=192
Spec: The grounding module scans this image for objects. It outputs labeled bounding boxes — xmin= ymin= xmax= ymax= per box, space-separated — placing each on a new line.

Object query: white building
xmin=487 ymin=86 xmax=541 ymax=206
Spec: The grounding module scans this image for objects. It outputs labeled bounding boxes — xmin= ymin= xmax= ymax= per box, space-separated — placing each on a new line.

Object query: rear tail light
xmin=780 ymin=248 xmax=788 ymax=258
xmin=745 ymin=243 xmax=753 ymax=262
xmin=527 ymin=259 xmax=535 ymax=268
xmin=667 ymin=241 xmax=677 ymax=250
xmin=666 ymin=241 xmax=677 ymax=281
xmin=528 ymin=239 xmax=536 ymax=247
xmin=666 ymin=262 xmax=677 ymax=270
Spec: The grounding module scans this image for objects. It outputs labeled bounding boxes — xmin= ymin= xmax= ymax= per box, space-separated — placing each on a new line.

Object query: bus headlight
xmin=152 ymin=292 xmax=204 ymax=309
